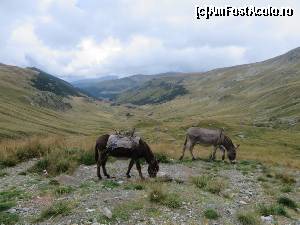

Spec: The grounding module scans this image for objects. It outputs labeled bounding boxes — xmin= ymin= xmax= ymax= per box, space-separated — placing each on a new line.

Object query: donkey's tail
xmin=95 ymin=143 xmax=100 ymax=162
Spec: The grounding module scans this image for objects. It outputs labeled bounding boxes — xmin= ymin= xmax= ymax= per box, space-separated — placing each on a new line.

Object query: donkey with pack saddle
xmin=179 ymin=127 xmax=239 ymax=163
xmin=95 ymin=130 xmax=159 ymax=180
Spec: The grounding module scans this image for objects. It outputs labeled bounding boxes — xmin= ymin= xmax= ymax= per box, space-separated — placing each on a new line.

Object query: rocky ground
xmin=0 ymin=158 xmax=299 ymax=225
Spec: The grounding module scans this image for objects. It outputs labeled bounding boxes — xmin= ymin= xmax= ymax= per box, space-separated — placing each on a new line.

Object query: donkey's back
xmin=187 ymin=127 xmax=223 ymax=145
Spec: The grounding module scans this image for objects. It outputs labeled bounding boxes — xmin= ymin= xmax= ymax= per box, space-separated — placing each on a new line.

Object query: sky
xmin=0 ymin=0 xmax=300 ymax=80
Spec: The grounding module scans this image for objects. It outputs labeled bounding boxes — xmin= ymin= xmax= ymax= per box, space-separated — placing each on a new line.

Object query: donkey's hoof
xmin=98 ymin=177 xmax=102 ymax=180
xmin=179 ymin=156 xmax=183 ymax=160
xmin=126 ymin=174 xmax=131 ymax=178
xmin=192 ymin=157 xmax=196 ymax=161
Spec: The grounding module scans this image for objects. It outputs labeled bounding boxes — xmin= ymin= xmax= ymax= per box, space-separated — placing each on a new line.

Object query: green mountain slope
xmin=116 ymin=78 xmax=187 ymax=105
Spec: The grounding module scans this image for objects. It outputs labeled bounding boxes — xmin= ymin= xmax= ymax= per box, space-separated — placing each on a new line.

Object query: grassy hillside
xmin=0 ymin=64 xmax=136 ymax=139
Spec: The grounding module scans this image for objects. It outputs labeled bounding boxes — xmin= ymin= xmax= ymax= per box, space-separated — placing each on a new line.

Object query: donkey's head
xmin=148 ymin=158 xmax=159 ymax=178
xmin=227 ymin=144 xmax=240 ymax=163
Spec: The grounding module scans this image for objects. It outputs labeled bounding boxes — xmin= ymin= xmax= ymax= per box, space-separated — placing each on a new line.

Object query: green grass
xmin=274 ymin=172 xmax=296 ymax=184
xmin=0 ymin=201 xmax=15 ymax=212
xmin=54 ymin=186 xmax=74 ymax=196
xmin=154 ymin=152 xmax=172 ymax=163
xmin=0 ymin=170 xmax=8 ymax=177
xmin=191 ymin=175 xmax=211 ymax=189
xmin=102 ymin=180 xmax=120 ymax=189
xmin=191 ymin=176 xmax=226 ymax=195
xmin=0 ymin=188 xmax=28 ymax=213
xmin=37 ymin=201 xmax=75 ymax=221
xmin=0 ymin=212 xmax=19 ymax=225
xmin=78 ymin=150 xmax=95 ymax=165
xmin=123 ymin=182 xmax=145 ymax=190
xmin=149 ymin=184 xmax=182 ymax=208
xmin=258 ymin=203 xmax=288 ymax=216
xmin=277 ymin=196 xmax=297 ymax=209
xmin=206 ymin=178 xmax=226 ymax=195
xmin=280 ymin=185 xmax=293 ymax=193
xmin=204 ymin=208 xmax=219 ymax=220
xmin=237 ymin=212 xmax=260 ymax=225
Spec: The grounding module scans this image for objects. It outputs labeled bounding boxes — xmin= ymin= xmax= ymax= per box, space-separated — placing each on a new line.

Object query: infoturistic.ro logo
xmin=196 ymin=5 xmax=294 ymax=20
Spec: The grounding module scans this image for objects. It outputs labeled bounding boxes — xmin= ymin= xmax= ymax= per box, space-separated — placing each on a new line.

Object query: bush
xmin=204 ymin=209 xmax=219 ymax=220
xmin=277 ymin=196 xmax=297 ymax=209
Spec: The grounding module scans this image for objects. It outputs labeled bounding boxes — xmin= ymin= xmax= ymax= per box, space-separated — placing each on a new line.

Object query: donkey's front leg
xmin=126 ymin=159 xmax=134 ymax=178
xmin=135 ymin=161 xmax=144 ymax=180
xmin=220 ymin=145 xmax=226 ymax=161
xmin=210 ymin=146 xmax=217 ymax=161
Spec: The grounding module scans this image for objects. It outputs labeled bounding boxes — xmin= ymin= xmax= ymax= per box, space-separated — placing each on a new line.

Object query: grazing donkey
xmin=179 ymin=127 xmax=239 ymax=163
xmin=95 ymin=133 xmax=159 ymax=180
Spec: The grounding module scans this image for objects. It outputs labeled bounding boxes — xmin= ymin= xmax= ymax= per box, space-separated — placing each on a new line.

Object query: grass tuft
xmin=277 ymin=196 xmax=297 ymax=209
xmin=237 ymin=212 xmax=260 ymax=225
xmin=54 ymin=186 xmax=74 ymax=196
xmin=275 ymin=172 xmax=296 ymax=184
xmin=258 ymin=203 xmax=287 ymax=217
xmin=204 ymin=208 xmax=219 ymax=220
xmin=37 ymin=201 xmax=74 ymax=221
xmin=102 ymin=180 xmax=120 ymax=189
xmin=149 ymin=184 xmax=182 ymax=208
xmin=191 ymin=175 xmax=210 ymax=189
xmin=280 ymin=185 xmax=292 ymax=193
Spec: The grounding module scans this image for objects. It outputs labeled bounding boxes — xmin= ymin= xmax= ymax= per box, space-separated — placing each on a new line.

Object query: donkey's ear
xmin=236 ymin=144 xmax=240 ymax=150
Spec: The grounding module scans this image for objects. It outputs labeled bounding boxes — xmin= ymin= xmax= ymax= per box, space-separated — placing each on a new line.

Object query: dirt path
xmin=1 ymin=159 xmax=299 ymax=225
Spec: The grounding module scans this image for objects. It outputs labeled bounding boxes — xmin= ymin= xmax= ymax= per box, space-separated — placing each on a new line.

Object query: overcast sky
xmin=0 ymin=0 xmax=300 ymax=80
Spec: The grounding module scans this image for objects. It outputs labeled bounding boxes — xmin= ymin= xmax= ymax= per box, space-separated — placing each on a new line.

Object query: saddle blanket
xmin=106 ymin=134 xmax=140 ymax=150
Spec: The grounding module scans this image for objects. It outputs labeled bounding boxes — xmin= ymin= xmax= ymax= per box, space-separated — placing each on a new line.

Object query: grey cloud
xmin=0 ymin=0 xmax=299 ymax=80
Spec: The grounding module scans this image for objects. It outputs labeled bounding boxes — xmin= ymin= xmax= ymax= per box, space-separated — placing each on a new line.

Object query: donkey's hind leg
xmin=189 ymin=143 xmax=196 ymax=160
xmin=97 ymin=152 xmax=102 ymax=180
xmin=179 ymin=136 xmax=188 ymax=160
xmin=101 ymin=155 xmax=111 ymax=178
